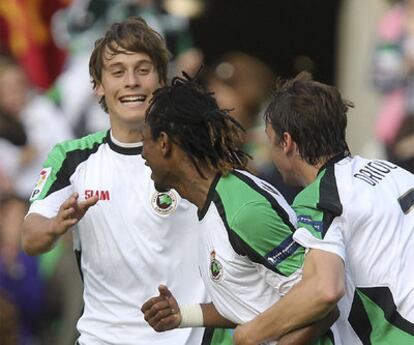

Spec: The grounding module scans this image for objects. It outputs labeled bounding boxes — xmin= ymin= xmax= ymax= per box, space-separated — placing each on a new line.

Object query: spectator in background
xmin=0 ymin=195 xmax=44 ymax=345
xmin=371 ymin=0 xmax=414 ymax=173
xmin=0 ymin=290 xmax=19 ymax=345
xmin=0 ymin=55 xmax=73 ymax=199
xmin=0 ymin=55 xmax=79 ymax=345
xmin=0 ymin=108 xmax=27 ymax=195
xmin=203 ymin=52 xmax=301 ymax=203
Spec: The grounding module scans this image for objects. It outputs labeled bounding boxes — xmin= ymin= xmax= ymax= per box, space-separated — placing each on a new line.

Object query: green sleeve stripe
xmin=35 ymin=131 xmax=107 ymax=201
xmin=212 ymin=193 xmax=286 ymax=276
xmin=215 ymin=172 xmax=304 ymax=276
xmin=293 ymin=166 xmax=342 ymax=239
xmin=232 ymin=170 xmax=296 ymax=231
xmin=217 ymin=171 xmax=295 ymax=232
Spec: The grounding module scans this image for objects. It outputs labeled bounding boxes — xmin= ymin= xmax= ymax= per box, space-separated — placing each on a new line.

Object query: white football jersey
xmin=293 ymin=155 xmax=414 ymax=344
xmin=28 ymin=130 xmax=211 ymax=345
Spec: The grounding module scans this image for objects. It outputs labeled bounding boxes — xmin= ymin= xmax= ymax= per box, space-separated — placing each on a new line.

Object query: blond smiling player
xmin=22 ymin=17 xmax=231 ymax=345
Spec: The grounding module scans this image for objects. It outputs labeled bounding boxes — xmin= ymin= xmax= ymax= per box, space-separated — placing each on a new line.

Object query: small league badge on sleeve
xmin=30 ymin=167 xmax=52 ymax=201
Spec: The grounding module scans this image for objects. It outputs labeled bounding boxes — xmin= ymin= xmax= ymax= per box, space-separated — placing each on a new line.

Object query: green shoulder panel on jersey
xmin=215 ymin=171 xmax=304 ymax=277
xmin=30 ymin=130 xmax=108 ymax=202
xmin=348 ymin=287 xmax=414 ymax=343
xmin=293 ymin=164 xmax=342 ymax=239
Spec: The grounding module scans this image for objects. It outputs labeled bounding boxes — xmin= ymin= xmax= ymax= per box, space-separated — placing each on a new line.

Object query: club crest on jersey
xmin=209 ymin=250 xmax=223 ymax=282
xmin=151 ymin=190 xmax=178 ymax=215
xmin=30 ymin=167 xmax=52 ymax=201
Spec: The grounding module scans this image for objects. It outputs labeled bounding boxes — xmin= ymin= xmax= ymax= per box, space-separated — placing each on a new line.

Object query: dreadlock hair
xmin=146 ymin=72 xmax=250 ymax=177
xmin=264 ymin=71 xmax=353 ymax=166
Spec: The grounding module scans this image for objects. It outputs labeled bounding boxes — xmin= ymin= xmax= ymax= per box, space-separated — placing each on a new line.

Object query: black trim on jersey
xmin=326 ymin=329 xmax=335 ymax=344
xmin=213 ymin=193 xmax=285 ymax=276
xmin=317 ymin=161 xmax=343 ymax=238
xmin=107 ymin=131 xmax=143 ymax=155
xmin=348 ymin=289 xmax=373 ymax=344
xmin=398 ymin=188 xmax=414 ymax=214
xmin=46 ymin=137 xmax=106 ymax=197
xmin=198 ymin=173 xmax=222 ymax=220
xmin=349 ymin=287 xmax=414 ymax=343
xmin=74 ymin=250 xmax=85 ymax=324
xmin=363 ymin=287 xmax=414 ymax=335
xmin=201 ymin=327 xmax=214 ymax=345
xmin=232 ymin=170 xmax=296 ymax=232
xmin=317 ymin=153 xmax=349 ymax=175
xmin=74 ymin=249 xmax=83 ymax=281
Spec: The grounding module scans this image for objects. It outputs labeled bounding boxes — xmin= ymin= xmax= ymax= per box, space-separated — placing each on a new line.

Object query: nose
xmin=125 ymin=70 xmax=140 ymax=88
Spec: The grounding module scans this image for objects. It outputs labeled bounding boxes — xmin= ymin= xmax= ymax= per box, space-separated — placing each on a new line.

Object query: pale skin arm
xmin=233 ymin=249 xmax=345 ymax=345
xmin=21 ymin=192 xmax=99 ymax=255
xmin=277 ymin=307 xmax=339 ymax=345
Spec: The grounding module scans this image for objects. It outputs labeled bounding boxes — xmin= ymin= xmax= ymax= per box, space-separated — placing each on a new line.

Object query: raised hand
xmin=141 ymin=285 xmax=181 ymax=331
xmin=51 ymin=192 xmax=99 ymax=236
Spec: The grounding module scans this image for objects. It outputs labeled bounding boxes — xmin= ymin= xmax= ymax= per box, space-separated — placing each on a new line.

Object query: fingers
xmin=141 ymin=286 xmax=181 ymax=332
xmin=141 ymin=296 xmax=168 ymax=314
xmin=152 ymin=313 xmax=180 ymax=332
xmin=143 ymin=299 xmax=180 ymax=332
xmin=146 ymin=303 xmax=176 ymax=325
xmin=79 ymin=194 xmax=99 ymax=211
xmin=61 ymin=193 xmax=79 ymax=210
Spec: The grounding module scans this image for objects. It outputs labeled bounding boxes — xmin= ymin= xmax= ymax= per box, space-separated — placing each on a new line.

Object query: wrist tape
xmin=179 ymin=304 xmax=204 ymax=328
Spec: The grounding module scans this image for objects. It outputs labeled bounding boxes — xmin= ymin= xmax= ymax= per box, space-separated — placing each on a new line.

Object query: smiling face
xmin=96 ymin=49 xmax=162 ymax=138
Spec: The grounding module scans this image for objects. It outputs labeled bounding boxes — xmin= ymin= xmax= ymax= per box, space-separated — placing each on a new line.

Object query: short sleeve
xmin=229 ymin=201 xmax=305 ymax=276
xmin=293 ymin=216 xmax=346 ymax=262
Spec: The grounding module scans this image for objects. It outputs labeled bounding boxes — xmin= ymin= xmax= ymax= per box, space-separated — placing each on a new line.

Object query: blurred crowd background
xmin=0 ymin=0 xmax=414 ymax=344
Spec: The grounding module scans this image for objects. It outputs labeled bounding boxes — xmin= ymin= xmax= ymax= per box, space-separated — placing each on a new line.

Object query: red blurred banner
xmin=0 ymin=0 xmax=71 ymax=90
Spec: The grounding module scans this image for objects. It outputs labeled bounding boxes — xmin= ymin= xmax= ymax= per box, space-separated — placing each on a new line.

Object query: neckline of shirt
xmin=106 ymin=130 xmax=143 ymax=155
xmin=197 ymin=172 xmax=222 ymax=220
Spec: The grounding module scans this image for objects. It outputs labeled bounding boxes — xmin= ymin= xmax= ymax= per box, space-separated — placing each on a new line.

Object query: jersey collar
xmin=198 ymin=172 xmax=222 ymax=220
xmin=317 ymin=152 xmax=350 ymax=175
xmin=107 ymin=130 xmax=143 ymax=155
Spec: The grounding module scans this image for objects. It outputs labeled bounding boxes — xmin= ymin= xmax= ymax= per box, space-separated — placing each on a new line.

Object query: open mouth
xmin=119 ymin=95 xmax=146 ymax=104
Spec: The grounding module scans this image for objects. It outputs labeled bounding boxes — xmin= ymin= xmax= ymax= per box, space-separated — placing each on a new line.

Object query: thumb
xmin=159 ymin=285 xmax=179 ymax=312
xmin=158 ymin=284 xmax=172 ymax=298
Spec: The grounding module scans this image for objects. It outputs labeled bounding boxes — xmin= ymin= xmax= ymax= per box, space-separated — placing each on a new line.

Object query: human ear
xmin=281 ymin=132 xmax=296 ymax=154
xmin=95 ymin=83 xmax=105 ymax=97
xmin=159 ymin=132 xmax=172 ymax=157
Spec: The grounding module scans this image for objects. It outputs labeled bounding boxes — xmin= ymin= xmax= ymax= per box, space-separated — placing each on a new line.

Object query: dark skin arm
xmin=141 ymin=285 xmax=235 ymax=330
xmin=142 ymin=285 xmax=339 ymax=345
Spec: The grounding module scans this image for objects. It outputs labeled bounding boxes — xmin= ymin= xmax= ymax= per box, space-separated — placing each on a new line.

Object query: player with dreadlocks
xmin=141 ymin=75 xmax=338 ymax=345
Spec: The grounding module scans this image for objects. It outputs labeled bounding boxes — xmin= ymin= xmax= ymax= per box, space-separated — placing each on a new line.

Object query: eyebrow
xmin=105 ymin=60 xmax=153 ymax=69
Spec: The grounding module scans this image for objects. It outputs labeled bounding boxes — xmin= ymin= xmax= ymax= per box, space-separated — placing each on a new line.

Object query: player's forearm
xmin=234 ymin=250 xmax=345 ymax=345
xmin=277 ymin=307 xmax=339 ymax=345
xmin=241 ymin=279 xmax=338 ymax=344
xmin=200 ymin=303 xmax=237 ymax=328
xmin=21 ymin=213 xmax=61 ymax=255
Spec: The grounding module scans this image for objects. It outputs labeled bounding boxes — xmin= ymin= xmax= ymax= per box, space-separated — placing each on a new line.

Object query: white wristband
xmin=179 ymin=304 xmax=204 ymax=328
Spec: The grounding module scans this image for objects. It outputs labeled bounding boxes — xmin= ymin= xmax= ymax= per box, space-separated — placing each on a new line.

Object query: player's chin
xmin=154 ymin=181 xmax=169 ymax=193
